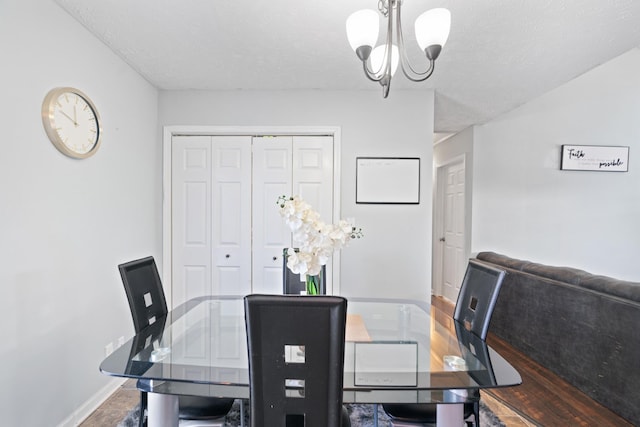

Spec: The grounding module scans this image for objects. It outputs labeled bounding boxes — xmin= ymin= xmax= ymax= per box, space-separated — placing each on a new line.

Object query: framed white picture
xmin=356 ymin=157 xmax=420 ymax=204
xmin=560 ymin=145 xmax=629 ymax=172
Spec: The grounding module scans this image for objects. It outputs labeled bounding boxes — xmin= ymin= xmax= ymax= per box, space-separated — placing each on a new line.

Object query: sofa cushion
xmin=578 ymin=275 xmax=640 ymax=304
xmin=474 ymin=251 xmax=530 ymax=270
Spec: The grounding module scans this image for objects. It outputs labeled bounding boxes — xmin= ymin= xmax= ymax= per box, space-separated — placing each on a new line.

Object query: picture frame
xmin=560 ymin=145 xmax=629 ymax=172
xmin=356 ymin=157 xmax=420 ymax=204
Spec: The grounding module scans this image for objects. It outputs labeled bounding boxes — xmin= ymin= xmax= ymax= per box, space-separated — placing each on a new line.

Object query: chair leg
xmin=468 ymin=400 xmax=480 ymax=427
xmin=139 ymin=391 xmax=147 ymax=427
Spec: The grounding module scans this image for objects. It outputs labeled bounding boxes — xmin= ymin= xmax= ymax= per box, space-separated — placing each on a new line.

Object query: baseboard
xmin=56 ymin=377 xmax=127 ymax=427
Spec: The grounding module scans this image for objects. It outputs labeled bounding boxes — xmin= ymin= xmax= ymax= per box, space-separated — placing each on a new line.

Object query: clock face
xmin=42 ymin=87 xmax=101 ymax=159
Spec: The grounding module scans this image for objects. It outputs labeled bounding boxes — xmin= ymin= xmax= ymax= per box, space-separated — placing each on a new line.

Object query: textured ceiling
xmin=55 ymin=0 xmax=640 ymax=133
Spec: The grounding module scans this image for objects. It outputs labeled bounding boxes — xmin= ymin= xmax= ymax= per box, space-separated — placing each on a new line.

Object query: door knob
xmin=439 ymin=237 xmax=445 ymax=242
xmin=225 ymin=254 xmax=230 ymax=258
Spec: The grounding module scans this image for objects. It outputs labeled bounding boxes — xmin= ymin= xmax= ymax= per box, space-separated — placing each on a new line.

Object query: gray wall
xmin=471 ymin=48 xmax=640 ymax=281
xmin=159 ymin=90 xmax=435 ymax=301
xmin=1 ymin=1 xmax=160 ymax=425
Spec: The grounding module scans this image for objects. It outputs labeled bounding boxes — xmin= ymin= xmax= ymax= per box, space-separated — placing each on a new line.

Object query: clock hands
xmin=59 ymin=109 xmax=79 ymax=127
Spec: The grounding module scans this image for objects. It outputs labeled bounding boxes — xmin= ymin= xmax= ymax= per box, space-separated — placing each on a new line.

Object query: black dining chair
xmin=382 ymin=259 xmax=507 ymax=427
xmin=282 ymin=248 xmax=326 ymax=295
xmin=453 ymin=260 xmax=507 ymax=340
xmin=118 ymin=256 xmax=235 ymax=427
xmin=244 ymin=294 xmax=351 ymax=427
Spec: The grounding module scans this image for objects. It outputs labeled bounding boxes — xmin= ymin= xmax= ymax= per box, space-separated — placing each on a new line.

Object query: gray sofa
xmin=475 ymin=251 xmax=640 ymax=425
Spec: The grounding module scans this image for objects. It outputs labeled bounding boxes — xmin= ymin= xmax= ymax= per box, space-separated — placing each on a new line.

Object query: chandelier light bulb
xmin=415 ymin=8 xmax=451 ymax=53
xmin=346 ymin=9 xmax=379 ymax=53
xmin=370 ymin=44 xmax=399 ymax=78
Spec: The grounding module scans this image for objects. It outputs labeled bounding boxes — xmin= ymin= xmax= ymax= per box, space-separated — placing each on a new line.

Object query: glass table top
xmin=100 ymin=296 xmax=521 ymax=404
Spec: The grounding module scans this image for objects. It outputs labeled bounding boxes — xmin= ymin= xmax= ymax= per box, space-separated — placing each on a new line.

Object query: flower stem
xmin=306 ymin=274 xmax=319 ymax=295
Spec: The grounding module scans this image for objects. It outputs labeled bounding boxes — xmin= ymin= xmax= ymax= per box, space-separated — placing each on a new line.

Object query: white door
xmin=251 ymin=136 xmax=294 ymax=294
xmin=211 ymin=136 xmax=252 ymax=296
xmin=252 ymin=135 xmax=334 ymax=294
xmin=171 ymin=135 xmax=213 ymax=307
xmin=171 ymin=135 xmax=252 ymax=307
xmin=172 ymin=134 xmax=333 ymax=305
xmin=439 ymin=160 xmax=466 ymax=303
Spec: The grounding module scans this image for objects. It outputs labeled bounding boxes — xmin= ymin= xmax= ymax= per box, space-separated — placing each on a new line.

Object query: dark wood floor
xmin=81 ymin=380 xmax=140 ymax=426
xmin=486 ymin=334 xmax=633 ymax=427
xmin=433 ymin=296 xmax=633 ymax=427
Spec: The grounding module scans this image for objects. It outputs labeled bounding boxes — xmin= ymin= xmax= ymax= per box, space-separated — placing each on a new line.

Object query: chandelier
xmin=346 ymin=1 xmax=451 ymax=98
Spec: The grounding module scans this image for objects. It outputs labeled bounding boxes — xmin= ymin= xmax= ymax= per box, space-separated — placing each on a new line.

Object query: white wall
xmin=471 ymin=48 xmax=640 ymax=281
xmin=0 ymin=1 xmax=160 ymax=425
xmin=159 ymin=90 xmax=435 ymax=301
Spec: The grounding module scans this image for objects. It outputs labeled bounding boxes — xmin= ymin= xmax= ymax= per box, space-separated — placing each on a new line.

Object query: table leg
xmin=436 ymin=403 xmax=463 ymax=426
xmin=147 ymin=392 xmax=179 ymax=427
xmin=373 ymin=403 xmax=378 ymax=427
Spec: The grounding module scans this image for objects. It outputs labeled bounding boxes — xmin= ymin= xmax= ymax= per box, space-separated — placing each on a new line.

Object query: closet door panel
xmin=292 ymin=136 xmax=335 ymax=292
xmin=252 ymin=136 xmax=293 ymax=294
xmin=293 ymin=136 xmax=333 ymax=223
xmin=211 ymin=136 xmax=252 ymax=295
xmin=172 ymin=135 xmax=213 ymax=307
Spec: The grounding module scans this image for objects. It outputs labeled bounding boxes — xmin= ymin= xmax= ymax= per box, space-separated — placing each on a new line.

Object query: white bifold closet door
xmin=171 ymin=134 xmax=333 ymax=307
xmin=252 ymin=136 xmax=333 ymax=294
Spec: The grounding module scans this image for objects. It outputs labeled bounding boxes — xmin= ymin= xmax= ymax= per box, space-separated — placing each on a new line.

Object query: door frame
xmin=432 ymin=154 xmax=468 ymax=298
xmin=162 ymin=125 xmax=342 ymax=305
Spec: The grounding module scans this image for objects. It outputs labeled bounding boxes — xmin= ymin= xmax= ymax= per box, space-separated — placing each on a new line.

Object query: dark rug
xmin=119 ymin=399 xmax=505 ymax=426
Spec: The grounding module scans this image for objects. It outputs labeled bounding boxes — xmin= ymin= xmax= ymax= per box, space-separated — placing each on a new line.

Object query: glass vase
xmin=305 ymin=273 xmax=321 ymax=295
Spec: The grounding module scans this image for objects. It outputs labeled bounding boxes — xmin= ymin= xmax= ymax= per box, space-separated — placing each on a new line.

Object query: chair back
xmin=282 ymin=248 xmax=326 ymax=295
xmin=119 ymin=256 xmax=168 ymax=333
xmin=244 ymin=294 xmax=347 ymax=427
xmin=453 ymin=260 xmax=506 ymax=340
xmin=455 ymin=321 xmax=496 ymax=386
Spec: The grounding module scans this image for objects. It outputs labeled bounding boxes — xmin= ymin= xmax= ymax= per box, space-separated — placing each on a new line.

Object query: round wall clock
xmin=41 ymin=87 xmax=102 ymax=159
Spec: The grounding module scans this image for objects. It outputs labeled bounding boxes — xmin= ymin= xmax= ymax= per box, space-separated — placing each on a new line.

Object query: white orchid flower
xmin=278 ymin=195 xmax=362 ymax=277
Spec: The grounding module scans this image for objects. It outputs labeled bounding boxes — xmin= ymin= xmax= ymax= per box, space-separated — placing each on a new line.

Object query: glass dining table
xmin=100 ymin=296 xmax=521 ymax=427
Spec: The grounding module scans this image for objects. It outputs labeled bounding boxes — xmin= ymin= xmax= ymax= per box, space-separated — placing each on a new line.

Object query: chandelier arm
xmin=395 ymin=0 xmax=411 ymax=69
xmin=400 ymin=60 xmax=436 ymax=82
xmin=363 ymin=49 xmax=387 ymax=81
xmin=382 ymin=3 xmax=394 ymax=80
xmin=362 ymin=60 xmax=385 ymax=83
xmin=395 ymin=0 xmax=436 ymax=82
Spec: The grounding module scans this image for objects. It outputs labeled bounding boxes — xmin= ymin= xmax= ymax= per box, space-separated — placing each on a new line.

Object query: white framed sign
xmin=356 ymin=157 xmax=420 ymax=204
xmin=560 ymin=145 xmax=629 ymax=172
